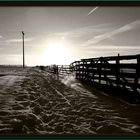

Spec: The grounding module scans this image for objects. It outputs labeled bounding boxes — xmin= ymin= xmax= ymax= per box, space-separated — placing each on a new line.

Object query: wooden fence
xmin=70 ymin=54 xmax=140 ymax=96
xmin=45 ymin=65 xmax=72 ymax=78
xmin=58 ymin=65 xmax=72 ymax=77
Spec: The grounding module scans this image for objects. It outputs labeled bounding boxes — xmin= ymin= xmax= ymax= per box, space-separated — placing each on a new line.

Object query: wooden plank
xmin=75 ymin=69 xmax=136 ymax=78
xmin=75 ymin=63 xmax=137 ymax=69
xmin=81 ymin=54 xmax=140 ymax=62
xmin=77 ymin=74 xmax=140 ymax=88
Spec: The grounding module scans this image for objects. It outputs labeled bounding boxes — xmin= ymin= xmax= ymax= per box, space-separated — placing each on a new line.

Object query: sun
xmin=42 ymin=41 xmax=70 ymax=65
xmin=47 ymin=42 xmax=67 ymax=56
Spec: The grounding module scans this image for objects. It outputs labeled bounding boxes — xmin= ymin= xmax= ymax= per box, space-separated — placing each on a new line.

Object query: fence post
xmin=91 ymin=59 xmax=94 ymax=82
xmin=116 ymin=53 xmax=120 ymax=88
xmin=81 ymin=60 xmax=84 ymax=80
xmin=134 ymin=54 xmax=140 ymax=92
xmin=99 ymin=57 xmax=103 ymax=84
xmin=75 ymin=61 xmax=79 ymax=79
xmin=83 ymin=60 xmax=87 ymax=80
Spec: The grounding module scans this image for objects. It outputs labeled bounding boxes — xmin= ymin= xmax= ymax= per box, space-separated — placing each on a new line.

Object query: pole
xmin=22 ymin=31 xmax=25 ymax=68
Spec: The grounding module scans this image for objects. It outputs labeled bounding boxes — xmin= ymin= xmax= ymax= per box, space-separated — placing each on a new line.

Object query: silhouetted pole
xmin=22 ymin=31 xmax=25 ymax=68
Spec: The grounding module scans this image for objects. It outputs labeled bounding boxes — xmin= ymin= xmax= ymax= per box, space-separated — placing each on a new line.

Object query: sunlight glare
xmin=42 ymin=41 xmax=71 ymax=65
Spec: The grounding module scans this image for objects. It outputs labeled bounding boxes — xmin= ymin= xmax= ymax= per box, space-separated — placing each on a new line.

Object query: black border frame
xmin=0 ymin=0 xmax=140 ymax=139
xmin=0 ymin=1 xmax=140 ymax=6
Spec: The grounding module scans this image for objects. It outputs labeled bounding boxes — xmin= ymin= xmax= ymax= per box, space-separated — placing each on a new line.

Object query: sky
xmin=0 ymin=7 xmax=140 ymax=66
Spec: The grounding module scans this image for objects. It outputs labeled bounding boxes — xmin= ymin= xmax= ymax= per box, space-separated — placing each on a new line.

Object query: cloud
xmin=6 ymin=38 xmax=34 ymax=43
xmin=81 ymin=45 xmax=140 ymax=51
xmin=0 ymin=54 xmax=22 ymax=64
xmin=0 ymin=35 xmax=3 ymax=38
xmin=79 ymin=45 xmax=140 ymax=59
xmin=52 ymin=24 xmax=111 ymax=39
xmin=82 ymin=20 xmax=140 ymax=47
xmin=87 ymin=7 xmax=98 ymax=16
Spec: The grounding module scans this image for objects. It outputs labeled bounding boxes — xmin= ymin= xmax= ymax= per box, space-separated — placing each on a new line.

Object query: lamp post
xmin=22 ymin=31 xmax=25 ymax=68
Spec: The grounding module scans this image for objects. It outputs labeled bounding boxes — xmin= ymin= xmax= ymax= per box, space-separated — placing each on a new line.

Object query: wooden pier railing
xmin=70 ymin=54 xmax=140 ymax=98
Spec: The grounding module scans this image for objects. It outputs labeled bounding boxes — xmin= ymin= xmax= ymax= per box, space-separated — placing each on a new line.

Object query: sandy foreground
xmin=0 ymin=68 xmax=140 ymax=135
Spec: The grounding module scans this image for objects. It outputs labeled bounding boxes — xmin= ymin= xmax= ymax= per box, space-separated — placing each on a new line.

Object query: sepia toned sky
xmin=0 ymin=7 xmax=140 ymax=66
